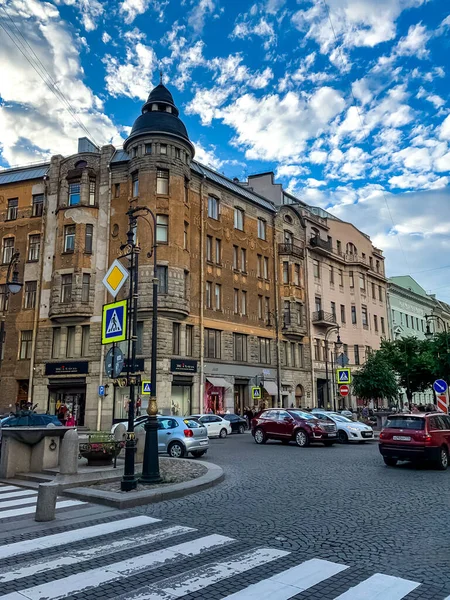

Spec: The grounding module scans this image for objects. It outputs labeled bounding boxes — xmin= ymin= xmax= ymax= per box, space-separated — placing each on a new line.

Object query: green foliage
xmin=352 ymin=353 xmax=398 ymax=403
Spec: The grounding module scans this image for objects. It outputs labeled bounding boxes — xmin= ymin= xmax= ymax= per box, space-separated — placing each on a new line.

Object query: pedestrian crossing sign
xmin=141 ymin=381 xmax=151 ymax=395
xmin=102 ymin=300 xmax=127 ymax=345
xmin=336 ymin=368 xmax=351 ymax=385
xmin=252 ymin=387 xmax=261 ymax=400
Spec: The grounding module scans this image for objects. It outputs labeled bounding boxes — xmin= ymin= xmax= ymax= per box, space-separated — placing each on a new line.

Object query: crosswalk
xmin=0 ymin=482 xmax=446 ymax=599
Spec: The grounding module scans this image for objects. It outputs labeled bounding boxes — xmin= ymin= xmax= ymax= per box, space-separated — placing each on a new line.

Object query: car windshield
xmin=184 ymin=419 xmax=200 ymax=428
xmin=332 ymin=415 xmax=352 ymax=423
xmin=385 ymin=416 xmax=425 ymax=430
xmin=290 ymin=410 xmax=316 ymax=420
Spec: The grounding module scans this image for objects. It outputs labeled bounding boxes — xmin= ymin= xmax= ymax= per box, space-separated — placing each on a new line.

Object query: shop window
xmin=19 ymin=330 xmax=32 ymax=360
xmin=156 ymin=214 xmax=169 ymax=243
xmin=204 ymin=328 xmax=221 ymax=359
xmin=156 ymin=265 xmax=168 ymax=294
xmin=68 ymin=183 xmax=80 ymax=206
xmin=156 ymin=169 xmax=169 ymax=194
xmin=32 ymin=194 xmax=44 ymax=217
xmin=24 ymin=281 xmax=37 ymax=309
xmin=64 ymin=225 xmax=75 ymax=253
xmin=233 ymin=333 xmax=247 ymax=362
xmin=28 ymin=234 xmax=40 ymax=262
xmin=7 ymin=198 xmax=18 ymax=221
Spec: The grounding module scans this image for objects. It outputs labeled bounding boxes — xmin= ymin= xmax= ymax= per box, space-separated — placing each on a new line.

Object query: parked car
xmin=134 ymin=416 xmax=209 ymax=458
xmin=218 ymin=413 xmax=247 ymax=434
xmin=251 ymin=409 xmax=337 ymax=447
xmin=379 ymin=413 xmax=450 ymax=469
xmin=188 ymin=414 xmax=232 ymax=438
xmin=111 ymin=415 xmax=149 ymax=435
xmin=313 ymin=411 xmax=374 ymax=443
xmin=1 ymin=414 xmax=61 ymax=427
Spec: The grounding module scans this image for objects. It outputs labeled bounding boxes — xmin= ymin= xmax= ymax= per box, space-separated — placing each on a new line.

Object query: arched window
xmin=346 ymin=242 xmax=357 ymax=255
xmin=295 ymin=385 xmax=304 ymax=408
xmin=75 ymin=160 xmax=87 ymax=169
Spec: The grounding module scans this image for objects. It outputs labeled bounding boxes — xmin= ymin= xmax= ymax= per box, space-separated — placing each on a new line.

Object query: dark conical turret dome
xmin=124 ymin=83 xmax=194 ymax=155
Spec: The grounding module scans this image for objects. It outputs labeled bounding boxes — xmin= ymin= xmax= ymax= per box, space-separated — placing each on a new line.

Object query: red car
xmin=251 ymin=409 xmax=337 ymax=447
xmin=379 ymin=413 xmax=450 ymax=470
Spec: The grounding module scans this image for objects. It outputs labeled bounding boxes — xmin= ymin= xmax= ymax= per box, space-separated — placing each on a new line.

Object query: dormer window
xmin=160 ymin=144 xmax=167 ymax=155
xmin=165 ymin=106 xmax=172 ymax=113
xmin=132 ymin=147 xmax=138 ymax=158
xmin=152 ymin=104 xmax=158 ymax=111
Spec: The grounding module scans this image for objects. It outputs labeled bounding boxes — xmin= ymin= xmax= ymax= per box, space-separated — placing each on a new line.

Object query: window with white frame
xmin=241 ymin=290 xmax=247 ymax=315
xmin=64 ymin=225 xmax=75 ymax=253
xmin=7 ymin=198 xmax=18 ymax=221
xmin=28 ymin=235 xmax=40 ymax=262
xmin=61 ymin=274 xmax=73 ymax=303
xmin=259 ymin=337 xmax=271 ymax=364
xmin=257 ymin=218 xmax=266 ymax=240
xmin=2 ymin=237 xmax=14 ymax=264
xmin=233 ymin=333 xmax=247 ymax=362
xmin=234 ymin=207 xmax=244 ymax=230
xmin=19 ymin=330 xmax=33 ymax=360
xmin=132 ymin=173 xmax=139 ymax=197
xmin=215 ymin=284 xmax=221 ymax=310
xmin=89 ymin=179 xmax=96 ymax=205
xmin=156 ymin=169 xmax=169 ymax=194
xmin=69 ymin=183 xmax=81 ymax=206
xmin=208 ymin=196 xmax=219 ymax=220
xmin=32 ymin=194 xmax=44 ymax=217
xmin=156 ymin=214 xmax=169 ymax=243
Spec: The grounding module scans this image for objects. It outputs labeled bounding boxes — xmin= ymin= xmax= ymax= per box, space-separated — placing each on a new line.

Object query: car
xmin=251 ymin=409 xmax=337 ymax=447
xmin=312 ymin=411 xmax=374 ymax=443
xmin=218 ymin=413 xmax=247 ymax=434
xmin=134 ymin=416 xmax=209 ymax=459
xmin=188 ymin=414 xmax=232 ymax=438
xmin=1 ymin=414 xmax=62 ymax=427
xmin=379 ymin=412 xmax=450 ymax=470
xmin=111 ymin=415 xmax=149 ymax=435
xmin=340 ymin=410 xmax=354 ymax=419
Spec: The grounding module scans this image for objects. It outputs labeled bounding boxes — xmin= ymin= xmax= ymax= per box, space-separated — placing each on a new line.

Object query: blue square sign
xmin=102 ymin=300 xmax=127 ymax=345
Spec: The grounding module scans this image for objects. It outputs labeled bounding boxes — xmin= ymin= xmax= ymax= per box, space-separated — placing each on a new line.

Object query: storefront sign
xmin=45 ymin=362 xmax=89 ymax=376
xmin=121 ymin=358 xmax=145 ymax=373
xmin=171 ymin=359 xmax=198 ymax=373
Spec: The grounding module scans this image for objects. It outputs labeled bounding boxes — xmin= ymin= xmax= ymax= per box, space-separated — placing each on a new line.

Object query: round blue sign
xmin=433 ymin=379 xmax=448 ymax=394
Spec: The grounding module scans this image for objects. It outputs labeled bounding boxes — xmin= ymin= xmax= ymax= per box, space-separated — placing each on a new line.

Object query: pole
xmin=0 ymin=316 xmax=5 ymax=367
xmin=331 ymin=351 xmax=337 ymax=411
xmin=325 ymin=338 xmax=330 ymax=409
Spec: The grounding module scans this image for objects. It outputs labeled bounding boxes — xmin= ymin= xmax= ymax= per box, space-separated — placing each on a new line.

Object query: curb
xmin=63 ymin=459 xmax=224 ymax=509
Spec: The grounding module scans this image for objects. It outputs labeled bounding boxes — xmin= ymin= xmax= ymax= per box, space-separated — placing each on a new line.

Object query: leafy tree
xmin=428 ymin=332 xmax=450 ymax=383
xmin=352 ymin=353 xmax=398 ymax=407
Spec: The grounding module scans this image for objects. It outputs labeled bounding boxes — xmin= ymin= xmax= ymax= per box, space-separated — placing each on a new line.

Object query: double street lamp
xmin=324 ymin=325 xmax=343 ymax=411
xmin=0 ymin=251 xmax=23 ymax=365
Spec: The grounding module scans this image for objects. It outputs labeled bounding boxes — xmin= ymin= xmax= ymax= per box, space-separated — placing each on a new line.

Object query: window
xmin=156 ymin=169 xmax=169 ymax=195
xmin=298 ymin=343 xmax=304 ymax=367
xmin=263 ymin=256 xmax=269 ymax=279
xmin=6 ymin=198 xmax=18 ymax=221
xmin=240 ymin=248 xmax=246 ymax=272
xmin=233 ymin=333 xmax=247 ymax=362
xmin=175 ymin=147 xmax=180 ymax=159
xmin=330 ymin=266 xmax=334 ymax=284
xmin=241 ymin=290 xmax=247 ymax=316
xmin=184 ymin=222 xmax=189 ymax=250
xmin=257 ymin=218 xmax=266 ymax=240
xmin=69 ymin=183 xmax=81 ymax=206
xmin=132 ymin=173 xmax=139 ymax=197
xmin=85 ymin=224 xmax=93 ymax=253
xmin=160 ymin=144 xmax=167 ymax=155
xmin=351 ymin=305 xmax=357 ymax=324
xmin=145 ymin=143 xmax=152 ymax=154
xmin=291 ymin=342 xmax=297 ymax=367
xmin=172 ymin=323 xmax=181 ymax=355
xmin=215 ymin=238 xmax=221 ymax=264
xmin=156 ymin=214 xmax=169 ymax=243
xmin=215 ymin=284 xmax=221 ymax=310
xmin=81 ymin=325 xmax=90 ymax=357
xmin=369 ymin=256 xmax=373 ymax=268
xmin=259 ymin=338 xmax=271 ymax=364
xmin=378 ymin=285 xmax=383 ymax=301
xmin=28 ymin=235 xmax=40 ymax=262
xmin=32 ymin=194 xmax=44 ymax=217
xmin=66 ymin=326 xmax=75 ymax=358
xmin=284 ymin=300 xmax=291 ymax=325
xmin=2 ymin=237 xmax=14 ymax=264
xmin=406 ymin=314 xmax=409 ymax=327
xmin=381 ymin=317 xmax=385 ymax=335
xmin=349 ymin=271 xmax=354 ymax=288
xmin=234 ymin=207 xmax=244 ymax=230
xmin=374 ymin=314 xmax=378 ymax=332
xmin=204 ymin=328 xmax=221 ymax=359
xmin=315 ymin=296 xmax=322 ymax=312
xmin=296 ymin=302 xmax=302 ymax=325
xmin=157 ymin=266 xmax=168 ymax=294
xmin=61 ymin=274 xmax=73 ymax=302
xmin=354 ymin=344 xmax=360 ymax=365
xmin=365 ymin=346 xmax=371 ymax=359
xmin=232 ymin=246 xmax=239 ymax=270
xmin=336 ymin=240 xmax=342 ymax=254
xmin=313 ymin=260 xmax=320 ymax=279
xmin=314 ymin=339 xmax=320 ymax=361
xmin=185 ymin=324 xmax=193 ymax=356
xmin=0 ymin=285 xmax=9 ymax=311
xmin=372 ymin=282 xmax=376 ymax=299
xmin=264 ymin=297 xmax=270 ymax=321
xmin=234 ymin=289 xmax=239 ymax=314
xmin=208 ymin=196 xmax=219 ymax=219
xmin=362 ymin=305 xmax=368 ymax=327
xmin=131 ymin=147 xmax=138 ymax=158
xmin=258 ymin=295 xmax=263 ymax=319
xmin=64 ymin=225 xmax=75 ymax=253
xmin=257 ymin=254 xmax=262 ymax=277
xmin=89 ymin=179 xmax=96 ymax=206
xmin=52 ymin=327 xmax=61 ymax=359
xmin=339 ymin=269 xmax=344 ymax=286
xmin=206 ymin=282 xmax=212 ymax=308
xmin=331 ymin=302 xmax=336 ymax=319
xmin=359 ymin=273 xmax=366 ymax=290
xmin=184 ymin=270 xmax=189 ymax=298
xmin=340 ymin=304 xmax=346 ymax=323
xmin=411 ymin=316 xmax=415 ymax=329
xmin=283 ymin=261 xmax=289 ymax=284
xmin=294 ymin=263 xmax=300 ymax=286
xmin=284 ymin=230 xmax=293 ymax=245
xmin=24 ymin=281 xmax=37 ymax=309
xmin=376 ymin=260 xmax=380 ymax=273
xmin=343 ymin=343 xmax=348 ymax=357
xmin=81 ymin=273 xmax=90 ymax=303
xmin=283 ymin=341 xmax=289 ymax=366
xmin=184 ymin=178 xmax=189 ymax=204
xmin=19 ymin=330 xmax=32 ymax=360
xmin=114 ymin=183 xmax=120 ymax=198
xmin=206 ymin=236 xmax=213 ymax=262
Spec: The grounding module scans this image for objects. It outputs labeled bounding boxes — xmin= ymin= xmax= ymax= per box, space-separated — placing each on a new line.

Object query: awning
xmin=263 ymin=381 xmax=279 ymax=396
xmin=206 ymin=377 xmax=231 ymax=389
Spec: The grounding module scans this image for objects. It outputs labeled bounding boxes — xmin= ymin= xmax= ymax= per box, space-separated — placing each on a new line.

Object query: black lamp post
xmin=0 ymin=251 xmax=23 ymax=367
xmin=325 ymin=325 xmax=342 ymax=411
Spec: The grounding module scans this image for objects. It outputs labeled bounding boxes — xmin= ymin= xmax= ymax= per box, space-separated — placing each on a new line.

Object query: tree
xmin=352 ymin=353 xmax=398 ymax=408
xmin=428 ymin=332 xmax=450 ymax=383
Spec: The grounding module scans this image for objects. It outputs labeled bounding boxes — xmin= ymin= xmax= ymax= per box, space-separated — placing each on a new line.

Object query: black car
xmin=219 ymin=413 xmax=247 ymax=434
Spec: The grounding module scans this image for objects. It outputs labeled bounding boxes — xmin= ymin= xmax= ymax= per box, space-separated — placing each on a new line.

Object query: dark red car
xmin=251 ymin=409 xmax=337 ymax=447
xmin=379 ymin=413 xmax=450 ymax=470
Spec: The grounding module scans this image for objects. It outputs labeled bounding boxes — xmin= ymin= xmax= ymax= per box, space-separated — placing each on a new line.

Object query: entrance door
xmin=171 ymin=384 xmax=192 ymax=416
xmin=234 ymin=384 xmax=246 ymax=414
xmin=49 ymin=388 xmax=86 ymax=426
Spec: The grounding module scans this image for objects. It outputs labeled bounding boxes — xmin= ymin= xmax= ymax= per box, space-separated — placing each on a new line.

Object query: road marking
xmin=0 ymin=496 xmax=42 ymax=510
xmin=333 ymin=573 xmax=420 ymax=599
xmin=0 ymin=490 xmax=37 ymax=500
xmin=0 ymin=534 xmax=235 ymax=600
xmin=0 ymin=486 xmax=28 ymax=493
xmin=223 ymin=558 xmax=348 ymax=599
xmin=0 ymin=515 xmax=159 ymax=560
xmin=122 ymin=547 xmax=290 ymax=599
xmin=0 ymin=500 xmax=84 ymax=521
xmin=0 ymin=525 xmax=195 ymax=583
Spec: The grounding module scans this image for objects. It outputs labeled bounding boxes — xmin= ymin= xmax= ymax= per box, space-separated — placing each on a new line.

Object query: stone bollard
xmin=35 ymin=482 xmax=59 ymax=522
xmin=59 ymin=429 xmax=79 ymax=475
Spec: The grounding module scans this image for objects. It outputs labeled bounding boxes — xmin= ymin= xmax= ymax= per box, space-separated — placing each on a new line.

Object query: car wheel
xmin=295 ymin=429 xmax=309 ymax=447
xmin=323 ymin=441 xmax=335 ymax=446
xmin=383 ymin=456 xmax=397 ymax=467
xmin=191 ymin=450 xmax=207 ymax=458
xmin=338 ymin=430 xmax=348 ymax=444
xmin=254 ymin=427 xmax=267 ymax=444
xmin=219 ymin=428 xmax=228 ymax=439
xmin=437 ymin=446 xmax=448 ymax=470
xmin=238 ymin=425 xmax=245 ymax=434
xmin=168 ymin=441 xmax=185 ymax=458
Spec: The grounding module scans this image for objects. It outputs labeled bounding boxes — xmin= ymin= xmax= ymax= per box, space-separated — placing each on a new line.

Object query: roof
xmin=0 ymin=164 xmax=49 ymax=185
xmin=389 ymin=275 xmax=429 ymax=298
xmin=126 ymin=112 xmax=191 ymax=148
xmin=146 ymin=84 xmax=175 ymax=108
xmin=110 ymin=149 xmax=129 ymax=164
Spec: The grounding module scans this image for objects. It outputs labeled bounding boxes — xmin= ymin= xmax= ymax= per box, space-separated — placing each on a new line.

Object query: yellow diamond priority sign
xmin=103 ymin=259 xmax=129 ymax=298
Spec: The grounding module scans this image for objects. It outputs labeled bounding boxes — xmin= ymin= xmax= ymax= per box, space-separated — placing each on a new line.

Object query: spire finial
xmin=159 ymin=68 xmax=163 ymax=85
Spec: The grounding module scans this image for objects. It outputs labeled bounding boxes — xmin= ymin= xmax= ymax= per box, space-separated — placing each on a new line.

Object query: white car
xmin=312 ymin=411 xmax=374 ymax=443
xmin=189 ymin=414 xmax=232 ymax=438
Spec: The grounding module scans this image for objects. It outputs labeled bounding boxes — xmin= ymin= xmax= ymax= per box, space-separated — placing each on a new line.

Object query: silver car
xmin=135 ymin=416 xmax=209 ymax=458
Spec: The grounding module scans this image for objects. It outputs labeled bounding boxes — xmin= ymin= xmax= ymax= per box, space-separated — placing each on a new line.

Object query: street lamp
xmin=425 ymin=314 xmax=449 ymax=352
xmin=324 ymin=325 xmax=342 ymax=411
xmin=266 ymin=309 xmax=283 ymax=409
xmin=0 ymin=251 xmax=23 ymax=365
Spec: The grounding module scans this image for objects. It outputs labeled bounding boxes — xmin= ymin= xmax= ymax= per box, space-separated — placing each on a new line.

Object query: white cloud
xmin=232 ymin=17 xmax=276 ymax=49
xmin=194 ymin=141 xmax=223 ymax=170
xmin=276 ymin=164 xmax=310 ymax=178
xmin=309 ymin=150 xmax=328 ymax=164
xmin=435 ymin=152 xmax=450 ymax=173
xmin=425 ymin=94 xmax=445 ymax=109
xmin=395 ymin=22 xmax=430 ymax=58
xmin=439 ymin=115 xmax=450 ymax=141
xmin=307 ymin=178 xmax=327 ymax=187
xmin=104 ymin=42 xmax=157 ymax=100
xmin=185 ymin=86 xmax=232 ymax=126
xmin=119 ymin=0 xmax=168 ymax=24
xmin=54 ymin=0 xmax=104 ymax=31
xmin=187 ymin=0 xmax=216 ymax=36
xmin=102 ymin=31 xmax=111 ymax=43
xmin=388 ymin=172 xmax=448 ymax=189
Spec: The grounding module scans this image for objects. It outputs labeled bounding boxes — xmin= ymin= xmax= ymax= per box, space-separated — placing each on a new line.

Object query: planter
xmin=79 ymin=434 xmax=125 ymax=467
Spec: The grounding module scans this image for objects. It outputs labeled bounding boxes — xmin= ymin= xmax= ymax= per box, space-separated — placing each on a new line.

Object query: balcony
xmin=309 ymin=236 xmax=332 ymax=252
xmin=278 ymin=243 xmax=304 ymax=259
xmin=312 ymin=310 xmax=337 ymax=327
xmin=282 ymin=320 xmax=307 ymax=339
xmin=345 ymin=252 xmax=367 ymax=266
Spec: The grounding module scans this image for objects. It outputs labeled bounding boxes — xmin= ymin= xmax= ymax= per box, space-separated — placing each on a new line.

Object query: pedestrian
xmin=66 ymin=413 xmax=76 ymax=427
xmin=57 ymin=401 xmax=68 ymax=425
xmin=362 ymin=406 xmax=369 ymax=419
xmin=412 ymin=404 xmax=420 ymax=414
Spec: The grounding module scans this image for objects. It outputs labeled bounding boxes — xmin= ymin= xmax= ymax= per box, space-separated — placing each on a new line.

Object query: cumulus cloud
xmin=187 ymin=0 xmax=216 ymax=36
xmin=104 ymin=40 xmax=157 ymax=100
xmin=194 ymin=141 xmax=224 ymax=170
xmin=54 ymin=0 xmax=104 ymax=31
xmin=395 ymin=22 xmax=430 ymax=59
xmin=119 ymin=0 xmax=168 ymax=25
xmin=232 ymin=17 xmax=276 ymax=50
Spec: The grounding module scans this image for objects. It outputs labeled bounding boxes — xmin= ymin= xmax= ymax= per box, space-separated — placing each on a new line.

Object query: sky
xmin=0 ymin=0 xmax=450 ymax=300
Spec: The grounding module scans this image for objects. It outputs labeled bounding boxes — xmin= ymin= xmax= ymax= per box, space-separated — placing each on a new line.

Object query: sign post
xmin=339 ymin=385 xmax=349 ymax=397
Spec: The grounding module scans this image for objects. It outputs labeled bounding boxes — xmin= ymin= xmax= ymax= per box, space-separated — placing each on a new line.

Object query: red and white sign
xmin=436 ymin=394 xmax=448 ymax=414
xmin=339 ymin=385 xmax=349 ymax=397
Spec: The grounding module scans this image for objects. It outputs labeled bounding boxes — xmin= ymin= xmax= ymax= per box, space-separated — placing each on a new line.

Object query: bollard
xmin=59 ymin=429 xmax=79 ymax=475
xmin=35 ymin=482 xmax=59 ymax=522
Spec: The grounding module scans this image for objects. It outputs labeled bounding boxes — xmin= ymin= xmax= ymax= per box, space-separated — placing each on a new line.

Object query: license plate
xmin=393 ymin=435 xmax=411 ymax=441
xmin=199 ymin=440 xmax=208 ymax=446
xmin=328 ymin=433 xmax=337 ymax=437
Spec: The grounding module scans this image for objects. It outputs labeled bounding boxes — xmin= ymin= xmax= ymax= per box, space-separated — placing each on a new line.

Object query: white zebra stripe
xmin=0 ymin=490 xmax=37 ymax=500
xmin=0 ymin=486 xmax=28 ymax=493
xmin=0 ymin=496 xmax=42 ymax=510
xmin=333 ymin=573 xmax=420 ymax=599
xmin=0 ymin=500 xmax=84 ymax=520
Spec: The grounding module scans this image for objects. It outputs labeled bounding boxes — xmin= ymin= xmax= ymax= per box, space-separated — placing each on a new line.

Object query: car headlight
xmin=348 ymin=426 xmax=360 ymax=432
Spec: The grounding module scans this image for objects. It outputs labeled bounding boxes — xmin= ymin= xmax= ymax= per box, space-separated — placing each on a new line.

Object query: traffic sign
xmin=141 ymin=381 xmax=151 ymax=395
xmin=102 ymin=300 xmax=127 ymax=345
xmin=98 ymin=385 xmax=105 ymax=397
xmin=336 ymin=368 xmax=351 ymax=385
xmin=336 ymin=353 xmax=350 ymax=367
xmin=433 ymin=379 xmax=448 ymax=394
xmin=251 ymin=386 xmax=261 ymax=400
xmin=437 ymin=394 xmax=448 ymax=414
xmin=339 ymin=385 xmax=349 ymax=397
xmin=102 ymin=259 xmax=129 ymax=298
xmin=105 ymin=347 xmax=125 ymax=379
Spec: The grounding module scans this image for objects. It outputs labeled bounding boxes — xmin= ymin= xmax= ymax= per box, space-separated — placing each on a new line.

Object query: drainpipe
xmin=199 ymin=174 xmax=206 ymax=413
xmin=304 ymin=247 xmax=316 ymax=407
xmin=272 ymin=213 xmax=282 ymax=409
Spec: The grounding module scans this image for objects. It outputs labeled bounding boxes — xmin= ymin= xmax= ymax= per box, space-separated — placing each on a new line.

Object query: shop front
xmin=204 ymin=377 xmax=231 ymax=413
xmin=45 ymin=362 xmax=88 ymax=426
xmin=234 ymin=379 xmax=249 ymax=414
xmin=170 ymin=359 xmax=196 ymax=416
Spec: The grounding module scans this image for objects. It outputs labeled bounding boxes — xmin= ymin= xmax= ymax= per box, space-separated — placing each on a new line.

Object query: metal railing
xmin=278 ymin=242 xmax=304 ymax=258
xmin=312 ymin=310 xmax=337 ymax=324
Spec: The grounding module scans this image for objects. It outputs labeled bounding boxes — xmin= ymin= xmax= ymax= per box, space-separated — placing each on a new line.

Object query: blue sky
xmin=0 ymin=0 xmax=450 ymax=300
